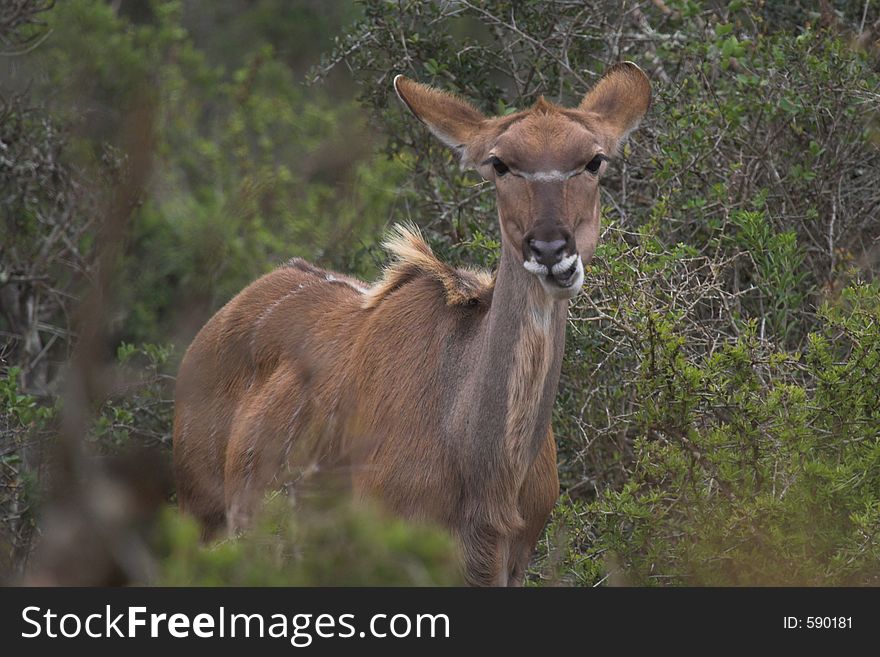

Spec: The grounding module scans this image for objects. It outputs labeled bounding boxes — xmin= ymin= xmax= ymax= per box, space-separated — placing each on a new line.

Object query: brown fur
xmin=173 ymin=65 xmax=650 ymax=585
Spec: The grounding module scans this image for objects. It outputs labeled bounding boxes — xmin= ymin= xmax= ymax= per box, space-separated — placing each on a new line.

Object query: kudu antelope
xmin=173 ymin=63 xmax=651 ymax=586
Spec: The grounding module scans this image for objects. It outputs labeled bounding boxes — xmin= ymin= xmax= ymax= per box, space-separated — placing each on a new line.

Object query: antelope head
xmin=394 ymin=64 xmax=651 ymax=300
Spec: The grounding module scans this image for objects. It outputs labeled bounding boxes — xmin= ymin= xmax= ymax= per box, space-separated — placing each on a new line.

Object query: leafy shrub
xmin=535 ymin=281 xmax=880 ymax=585
xmin=90 ymin=343 xmax=176 ymax=450
xmin=0 ymin=368 xmax=54 ymax=576
xmin=156 ymin=495 xmax=462 ymax=586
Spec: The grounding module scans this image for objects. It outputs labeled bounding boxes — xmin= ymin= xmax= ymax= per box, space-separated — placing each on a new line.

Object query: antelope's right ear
xmin=394 ymin=75 xmax=487 ymax=165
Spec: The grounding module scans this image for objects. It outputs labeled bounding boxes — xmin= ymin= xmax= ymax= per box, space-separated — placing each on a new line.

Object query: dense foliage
xmin=2 ymin=0 xmax=879 ymax=585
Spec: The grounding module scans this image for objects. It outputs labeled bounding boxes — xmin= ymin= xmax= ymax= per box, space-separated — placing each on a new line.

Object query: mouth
xmin=523 ymin=254 xmax=585 ymax=299
xmin=551 ymin=257 xmax=580 ymax=287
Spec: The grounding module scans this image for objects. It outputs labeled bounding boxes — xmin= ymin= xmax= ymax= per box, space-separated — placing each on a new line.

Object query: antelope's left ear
xmin=579 ymin=62 xmax=652 ymax=142
xmin=393 ymin=75 xmax=487 ymax=165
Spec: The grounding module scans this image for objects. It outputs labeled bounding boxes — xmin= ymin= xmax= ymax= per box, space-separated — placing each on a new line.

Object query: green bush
xmin=535 ymin=281 xmax=880 ymax=585
xmin=156 ymin=495 xmax=462 ymax=586
xmin=0 ymin=369 xmax=53 ymax=576
xmin=13 ymin=0 xmax=403 ymax=346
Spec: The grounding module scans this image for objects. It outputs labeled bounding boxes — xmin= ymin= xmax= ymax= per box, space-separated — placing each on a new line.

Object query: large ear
xmin=579 ymin=62 xmax=652 ymax=141
xmin=394 ymin=75 xmax=487 ymax=164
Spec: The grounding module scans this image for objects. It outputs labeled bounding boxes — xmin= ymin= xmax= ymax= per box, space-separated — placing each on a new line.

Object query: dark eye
xmin=491 ymin=157 xmax=509 ymax=176
xmin=585 ymin=155 xmax=605 ymax=175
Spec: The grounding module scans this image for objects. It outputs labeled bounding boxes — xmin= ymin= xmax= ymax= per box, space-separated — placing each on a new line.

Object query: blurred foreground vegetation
xmin=2 ymin=0 xmax=879 ymax=585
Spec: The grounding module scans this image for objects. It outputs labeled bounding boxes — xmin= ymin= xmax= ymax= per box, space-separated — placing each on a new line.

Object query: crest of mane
xmin=362 ymin=224 xmax=494 ymax=309
xmin=532 ymin=95 xmax=555 ymax=114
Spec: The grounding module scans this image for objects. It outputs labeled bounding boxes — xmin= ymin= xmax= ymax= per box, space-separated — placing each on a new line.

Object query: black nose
xmin=528 ymin=239 xmax=567 ymax=267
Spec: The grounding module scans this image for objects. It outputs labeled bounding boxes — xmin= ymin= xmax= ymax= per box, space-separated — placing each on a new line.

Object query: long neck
xmin=456 ymin=239 xmax=568 ymax=489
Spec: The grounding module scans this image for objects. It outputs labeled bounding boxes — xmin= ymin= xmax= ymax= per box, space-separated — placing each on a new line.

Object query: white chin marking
xmin=533 ymin=256 xmax=584 ymax=300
